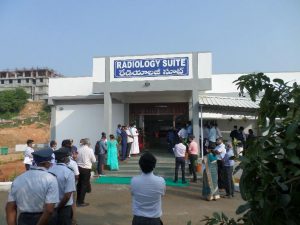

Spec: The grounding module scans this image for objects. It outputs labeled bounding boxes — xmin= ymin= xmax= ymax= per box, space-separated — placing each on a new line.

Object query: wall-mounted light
xmin=144 ymin=81 xmax=150 ymax=87
xmin=58 ymin=106 xmax=64 ymax=111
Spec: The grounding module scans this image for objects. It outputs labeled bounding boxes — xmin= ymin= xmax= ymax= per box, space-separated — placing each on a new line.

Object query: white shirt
xmin=68 ymin=158 xmax=79 ymax=176
xmin=126 ymin=128 xmax=134 ymax=143
xmin=173 ymin=143 xmax=186 ymax=157
xmin=8 ymin=166 xmax=59 ymax=213
xmin=23 ymin=146 xmax=34 ymax=165
xmin=76 ymin=145 xmax=96 ymax=169
xmin=215 ymin=143 xmax=226 ymax=160
xmin=131 ymin=172 xmax=166 ymax=218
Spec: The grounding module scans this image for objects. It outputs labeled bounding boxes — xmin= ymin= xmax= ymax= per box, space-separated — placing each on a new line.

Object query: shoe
xmin=182 ymin=181 xmax=187 ymax=184
xmin=77 ymin=203 xmax=89 ymax=207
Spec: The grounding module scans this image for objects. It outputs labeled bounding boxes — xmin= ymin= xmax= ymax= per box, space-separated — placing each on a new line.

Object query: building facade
xmin=0 ymin=68 xmax=60 ymax=100
xmin=48 ymin=52 xmax=300 ymax=155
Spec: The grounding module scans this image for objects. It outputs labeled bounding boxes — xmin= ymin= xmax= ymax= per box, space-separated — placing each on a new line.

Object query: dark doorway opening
xmin=144 ymin=115 xmax=173 ymax=149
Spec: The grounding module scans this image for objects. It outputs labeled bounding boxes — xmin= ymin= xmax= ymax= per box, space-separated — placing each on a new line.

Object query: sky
xmin=0 ymin=0 xmax=299 ymax=76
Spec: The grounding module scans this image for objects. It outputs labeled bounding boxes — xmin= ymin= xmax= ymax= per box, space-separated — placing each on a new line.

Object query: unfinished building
xmin=0 ymin=68 xmax=61 ymax=100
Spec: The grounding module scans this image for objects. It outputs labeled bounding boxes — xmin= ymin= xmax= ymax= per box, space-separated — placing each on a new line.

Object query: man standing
xmin=49 ymin=140 xmax=57 ymax=164
xmin=95 ymin=132 xmax=107 ymax=175
xmin=229 ymin=125 xmax=238 ymax=143
xmin=23 ymin=139 xmax=34 ymax=170
xmin=49 ymin=148 xmax=76 ymax=225
xmin=188 ymin=135 xmax=199 ymax=182
xmin=130 ymin=152 xmax=166 ymax=225
xmin=223 ymin=142 xmax=235 ymax=198
xmin=131 ymin=124 xmax=140 ymax=155
xmin=214 ymin=137 xmax=226 ymax=190
xmin=173 ymin=138 xmax=187 ymax=184
xmin=6 ymin=148 xmax=59 ymax=225
xmin=76 ymin=138 xmax=96 ymax=207
xmin=208 ymin=122 xmax=217 ymax=148
xmin=126 ymin=125 xmax=134 ymax=158
xmin=120 ymin=126 xmax=128 ymax=161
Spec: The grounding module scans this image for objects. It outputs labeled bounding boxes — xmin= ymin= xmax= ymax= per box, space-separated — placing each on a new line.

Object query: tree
xmin=0 ymin=88 xmax=29 ymax=115
xmin=203 ymin=73 xmax=300 ymax=225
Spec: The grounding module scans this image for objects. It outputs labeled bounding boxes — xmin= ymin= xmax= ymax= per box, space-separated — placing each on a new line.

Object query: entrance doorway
xmin=144 ymin=115 xmax=173 ymax=148
xmin=129 ymin=103 xmax=189 ymax=150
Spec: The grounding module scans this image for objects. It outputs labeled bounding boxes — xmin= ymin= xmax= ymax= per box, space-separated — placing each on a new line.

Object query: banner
xmin=113 ymin=57 xmax=189 ymax=78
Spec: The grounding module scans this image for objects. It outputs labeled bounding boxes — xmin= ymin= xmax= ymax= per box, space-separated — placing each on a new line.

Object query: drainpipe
xmin=200 ymin=105 xmax=204 ymax=159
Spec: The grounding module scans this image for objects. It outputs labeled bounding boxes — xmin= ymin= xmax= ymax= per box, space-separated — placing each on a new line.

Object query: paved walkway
xmin=0 ymin=181 xmax=243 ymax=225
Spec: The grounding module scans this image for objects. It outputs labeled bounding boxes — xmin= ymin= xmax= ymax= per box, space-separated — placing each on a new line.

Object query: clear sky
xmin=0 ymin=0 xmax=299 ymax=76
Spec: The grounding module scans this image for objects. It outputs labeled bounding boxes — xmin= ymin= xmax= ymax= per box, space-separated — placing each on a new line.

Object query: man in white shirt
xmin=173 ymin=138 xmax=187 ymax=184
xmin=126 ymin=125 xmax=134 ymax=158
xmin=23 ymin=139 xmax=34 ymax=170
xmin=76 ymin=138 xmax=96 ymax=207
xmin=130 ymin=152 xmax=166 ymax=225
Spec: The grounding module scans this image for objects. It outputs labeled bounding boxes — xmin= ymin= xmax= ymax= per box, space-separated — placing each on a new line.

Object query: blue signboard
xmin=114 ymin=57 xmax=189 ymax=78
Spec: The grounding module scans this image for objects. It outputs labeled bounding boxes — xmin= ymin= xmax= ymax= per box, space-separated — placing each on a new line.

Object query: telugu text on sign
xmin=114 ymin=57 xmax=189 ymax=78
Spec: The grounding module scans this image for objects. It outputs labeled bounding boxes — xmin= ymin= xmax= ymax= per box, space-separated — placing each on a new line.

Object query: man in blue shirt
xmin=48 ymin=147 xmax=76 ymax=225
xmin=223 ymin=142 xmax=235 ymax=198
xmin=6 ymin=148 xmax=59 ymax=225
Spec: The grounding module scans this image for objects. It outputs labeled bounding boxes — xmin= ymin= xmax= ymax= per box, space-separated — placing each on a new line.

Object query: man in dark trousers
xmin=6 ymin=148 xmax=59 ymax=225
xmin=48 ymin=147 xmax=76 ymax=225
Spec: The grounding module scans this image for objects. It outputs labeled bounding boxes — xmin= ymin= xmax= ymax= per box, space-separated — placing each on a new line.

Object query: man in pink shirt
xmin=188 ymin=135 xmax=199 ymax=182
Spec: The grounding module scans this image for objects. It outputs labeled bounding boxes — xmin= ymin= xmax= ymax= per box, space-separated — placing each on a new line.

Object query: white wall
xmin=54 ymin=103 xmax=124 ymax=148
xmin=208 ymin=72 xmax=300 ymax=94
xmin=49 ymin=77 xmax=94 ymax=97
xmin=93 ymin=57 xmax=106 ymax=83
xmin=198 ymin=52 xmax=212 ymax=79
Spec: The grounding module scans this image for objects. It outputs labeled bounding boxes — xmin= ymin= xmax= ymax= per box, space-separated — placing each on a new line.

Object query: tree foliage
xmin=0 ymin=88 xmax=29 ymax=115
xmin=203 ymin=73 xmax=300 ymax=225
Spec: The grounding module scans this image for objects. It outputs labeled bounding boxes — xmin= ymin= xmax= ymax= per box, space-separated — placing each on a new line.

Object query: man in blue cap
xmin=6 ymin=148 xmax=59 ymax=225
xmin=48 ymin=147 xmax=76 ymax=225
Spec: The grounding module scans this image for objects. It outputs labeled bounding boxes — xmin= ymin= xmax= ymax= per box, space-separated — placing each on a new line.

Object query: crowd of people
xmin=5 ymin=121 xmax=255 ymax=225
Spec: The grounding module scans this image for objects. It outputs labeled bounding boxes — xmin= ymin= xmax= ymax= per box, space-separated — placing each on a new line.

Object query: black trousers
xmin=132 ymin=215 xmax=163 ymax=225
xmin=49 ymin=206 xmax=73 ymax=225
xmin=18 ymin=212 xmax=42 ymax=225
xmin=126 ymin=142 xmax=132 ymax=157
xmin=77 ymin=167 xmax=91 ymax=204
xmin=174 ymin=157 xmax=186 ymax=182
xmin=97 ymin=154 xmax=105 ymax=174
xmin=217 ymin=160 xmax=226 ymax=189
xmin=189 ymin=154 xmax=198 ymax=181
xmin=25 ymin=164 xmax=31 ymax=171
xmin=224 ymin=166 xmax=234 ymax=196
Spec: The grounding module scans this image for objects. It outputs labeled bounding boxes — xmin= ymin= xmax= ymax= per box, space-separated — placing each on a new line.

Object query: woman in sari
xmin=107 ymin=134 xmax=119 ymax=170
xmin=202 ymin=149 xmax=220 ymax=201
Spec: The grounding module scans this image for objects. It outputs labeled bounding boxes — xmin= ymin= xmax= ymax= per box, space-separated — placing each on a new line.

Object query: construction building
xmin=0 ymin=68 xmax=60 ymax=100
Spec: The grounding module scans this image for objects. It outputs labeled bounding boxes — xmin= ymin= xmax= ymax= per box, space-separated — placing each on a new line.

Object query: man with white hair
xmin=76 ymin=138 xmax=96 ymax=207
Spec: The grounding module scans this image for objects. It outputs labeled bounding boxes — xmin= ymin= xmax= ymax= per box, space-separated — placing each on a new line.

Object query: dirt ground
xmin=0 ymin=101 xmax=50 ymax=149
xmin=0 ymin=181 xmax=243 ymax=225
xmin=0 ymin=123 xmax=50 ymax=149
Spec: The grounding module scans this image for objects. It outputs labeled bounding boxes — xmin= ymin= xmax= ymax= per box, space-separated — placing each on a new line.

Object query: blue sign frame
xmin=114 ymin=57 xmax=189 ymax=78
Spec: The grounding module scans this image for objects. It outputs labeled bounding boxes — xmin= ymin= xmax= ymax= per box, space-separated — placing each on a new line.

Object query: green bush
xmin=0 ymin=88 xmax=29 ymax=117
xmin=203 ymin=73 xmax=300 ymax=225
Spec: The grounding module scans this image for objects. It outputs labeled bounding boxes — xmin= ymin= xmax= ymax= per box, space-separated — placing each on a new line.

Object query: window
xmin=40 ymin=78 xmax=43 ymax=82
xmin=9 ymin=79 xmax=13 ymax=84
xmin=1 ymin=80 xmax=4 ymax=84
xmin=32 ymin=79 xmax=36 ymax=85
xmin=26 ymin=79 xmax=29 ymax=83
xmin=18 ymin=79 xmax=21 ymax=83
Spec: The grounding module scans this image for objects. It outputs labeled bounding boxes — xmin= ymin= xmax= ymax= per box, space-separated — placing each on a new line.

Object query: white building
xmin=48 ymin=52 xmax=300 ymax=152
